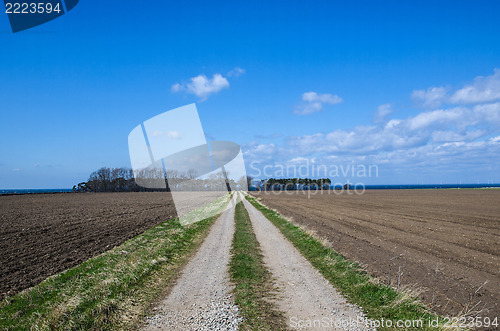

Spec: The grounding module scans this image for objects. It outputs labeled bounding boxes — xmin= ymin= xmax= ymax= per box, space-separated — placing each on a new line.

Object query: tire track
xmin=143 ymin=195 xmax=242 ymax=330
xmin=241 ymin=194 xmax=372 ymax=330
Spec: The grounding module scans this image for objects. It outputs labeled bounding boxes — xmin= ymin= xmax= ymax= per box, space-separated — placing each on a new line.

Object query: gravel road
xmin=142 ymin=195 xmax=242 ymax=331
xmin=143 ymin=193 xmax=372 ymax=330
xmin=241 ymin=194 xmax=373 ymax=330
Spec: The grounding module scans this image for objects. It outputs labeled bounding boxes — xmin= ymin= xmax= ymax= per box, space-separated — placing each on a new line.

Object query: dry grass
xmin=229 ymin=198 xmax=287 ymax=330
xmin=0 ymin=216 xmax=217 ymax=330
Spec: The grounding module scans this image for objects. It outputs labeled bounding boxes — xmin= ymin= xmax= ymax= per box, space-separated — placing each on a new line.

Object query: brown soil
xmin=0 ymin=192 xmax=176 ymax=299
xmin=251 ymin=189 xmax=500 ymax=319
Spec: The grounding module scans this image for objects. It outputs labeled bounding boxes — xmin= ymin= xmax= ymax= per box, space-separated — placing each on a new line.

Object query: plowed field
xmin=251 ymin=189 xmax=500 ymax=318
xmin=0 ymin=192 xmax=176 ymax=299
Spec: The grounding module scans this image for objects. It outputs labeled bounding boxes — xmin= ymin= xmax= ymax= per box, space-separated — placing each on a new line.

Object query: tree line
xmin=73 ymin=168 xmax=342 ymax=193
xmin=73 ymin=167 xmax=251 ymax=193
xmin=73 ymin=167 xmax=146 ymax=192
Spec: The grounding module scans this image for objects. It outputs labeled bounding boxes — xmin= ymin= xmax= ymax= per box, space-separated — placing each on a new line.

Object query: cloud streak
xmin=374 ymin=103 xmax=393 ymax=123
xmin=411 ymin=68 xmax=500 ymax=108
xmin=294 ymin=91 xmax=343 ymax=115
xmin=227 ymin=67 xmax=245 ymax=77
xmin=450 ymin=69 xmax=500 ymax=104
xmin=248 ymin=102 xmax=500 ymax=159
xmin=411 ymin=87 xmax=448 ymax=108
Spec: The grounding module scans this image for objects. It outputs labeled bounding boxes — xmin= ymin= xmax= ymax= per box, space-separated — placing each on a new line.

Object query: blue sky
xmin=1 ymin=0 xmax=500 ymax=188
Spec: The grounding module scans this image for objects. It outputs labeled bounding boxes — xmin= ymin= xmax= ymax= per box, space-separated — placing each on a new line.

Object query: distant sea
xmin=0 ymin=189 xmax=73 ymax=195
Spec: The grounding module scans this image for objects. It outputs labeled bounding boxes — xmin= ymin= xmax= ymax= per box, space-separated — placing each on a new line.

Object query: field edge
xmin=245 ymin=194 xmax=451 ymax=331
xmin=0 ymin=214 xmax=218 ymax=330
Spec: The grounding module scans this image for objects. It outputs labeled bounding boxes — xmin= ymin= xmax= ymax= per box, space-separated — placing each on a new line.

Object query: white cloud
xmin=411 ymin=69 xmax=500 ymax=108
xmin=411 ymin=86 xmax=448 ymax=108
xmin=385 ymin=119 xmax=402 ymax=130
xmin=408 ymin=107 xmax=470 ymax=131
xmin=295 ymin=102 xmax=322 ymax=115
xmin=474 ymin=102 xmax=500 ymax=124
xmin=302 ymin=92 xmax=342 ymax=104
xmin=450 ymin=69 xmax=500 ymax=104
xmin=374 ymin=103 xmax=393 ymax=122
xmin=294 ymin=91 xmax=343 ymax=115
xmin=252 ymin=143 xmax=275 ymax=154
xmin=243 ymin=70 xmax=500 ymax=182
xmin=245 ymin=102 xmax=500 ymax=172
xmin=172 ymin=73 xmax=230 ymax=101
xmin=227 ymin=67 xmax=245 ymax=77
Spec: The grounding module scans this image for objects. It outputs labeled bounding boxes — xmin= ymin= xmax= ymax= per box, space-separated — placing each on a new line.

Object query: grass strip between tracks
xmin=245 ymin=194 xmax=448 ymax=331
xmin=229 ymin=199 xmax=288 ymax=330
xmin=0 ymin=215 xmax=217 ymax=330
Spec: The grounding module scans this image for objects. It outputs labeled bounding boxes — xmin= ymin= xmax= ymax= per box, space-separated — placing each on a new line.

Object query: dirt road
xmin=143 ymin=193 xmax=372 ymax=330
xmin=143 ymin=195 xmax=241 ymax=330
xmin=241 ymin=194 xmax=371 ymax=330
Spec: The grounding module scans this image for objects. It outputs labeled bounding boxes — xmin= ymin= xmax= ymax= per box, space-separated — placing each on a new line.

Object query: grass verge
xmin=245 ymin=194 xmax=448 ymax=330
xmin=0 ymin=215 xmax=217 ymax=330
xmin=229 ymin=198 xmax=287 ymax=330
